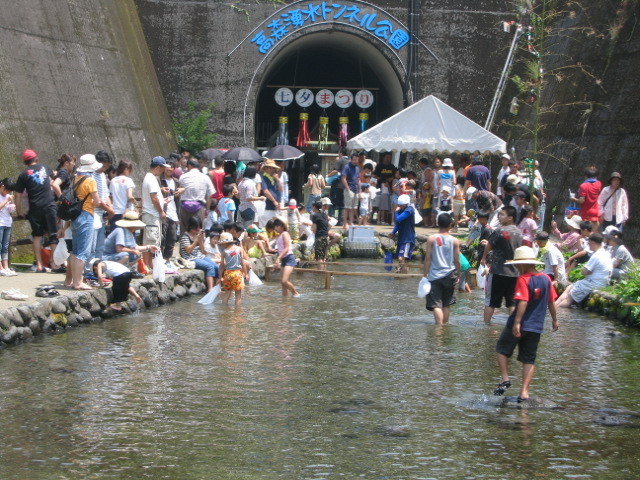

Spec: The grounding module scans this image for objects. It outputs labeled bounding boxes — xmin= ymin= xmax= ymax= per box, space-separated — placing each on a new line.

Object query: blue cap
xmin=151 ymin=156 xmax=166 ymax=167
xmin=360 ymin=183 xmax=370 ymax=188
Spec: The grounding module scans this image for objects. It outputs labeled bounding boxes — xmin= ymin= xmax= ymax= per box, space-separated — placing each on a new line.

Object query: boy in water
xmin=493 ymin=246 xmax=559 ymax=402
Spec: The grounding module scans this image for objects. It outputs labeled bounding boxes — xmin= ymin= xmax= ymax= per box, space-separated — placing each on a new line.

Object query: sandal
xmin=517 ymin=396 xmax=529 ymax=403
xmin=493 ymin=380 xmax=511 ymax=396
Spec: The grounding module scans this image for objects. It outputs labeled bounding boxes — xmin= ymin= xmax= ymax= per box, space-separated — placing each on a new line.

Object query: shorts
xmin=496 ymin=326 xmax=541 ymax=364
xmin=378 ymin=193 xmax=391 ymax=211
xmin=314 ymin=235 xmax=329 ymax=261
xmin=484 ymin=272 xmax=493 ymax=307
xmin=141 ymin=213 xmax=162 ymax=247
xmin=222 ymin=269 xmax=244 ymax=291
xmin=280 ymin=253 xmax=298 ymax=268
xmin=344 ymin=189 xmax=358 ymax=209
xmin=453 ymin=202 xmax=465 ymax=218
xmin=570 ymin=278 xmax=602 ymax=303
xmin=397 ymin=242 xmax=415 ymax=259
xmin=359 ymin=206 xmax=369 ymax=217
xmin=71 ymin=210 xmax=94 ymax=262
xmin=426 ymin=271 xmax=457 ymax=311
xmin=489 ymin=274 xmax=518 ymax=308
xmin=27 ymin=203 xmax=58 ymax=237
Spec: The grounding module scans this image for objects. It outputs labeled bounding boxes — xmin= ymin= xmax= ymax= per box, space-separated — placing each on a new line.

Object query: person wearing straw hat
xmin=598 ymin=171 xmax=628 ymax=232
xmin=259 ymin=158 xmax=282 ymax=228
xmin=103 ymin=211 xmax=160 ymax=265
xmin=550 ymin=214 xmax=584 ymax=253
xmin=494 ymin=246 xmax=559 ymax=403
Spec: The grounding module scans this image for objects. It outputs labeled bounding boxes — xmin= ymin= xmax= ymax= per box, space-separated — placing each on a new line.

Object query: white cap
xmin=441 ymin=186 xmax=452 ymax=194
xmin=397 ymin=194 xmax=411 ymax=206
xmin=466 ymin=186 xmax=477 ymax=198
xmin=501 ymin=154 xmax=511 ymax=160
xmin=442 ymin=158 xmax=453 ymax=167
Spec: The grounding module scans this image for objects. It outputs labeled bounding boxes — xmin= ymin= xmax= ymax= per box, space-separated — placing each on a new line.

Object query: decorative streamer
xmin=296 ymin=112 xmax=310 ymax=148
xmin=359 ymin=112 xmax=369 ymax=133
xmin=276 ymin=115 xmax=289 ymax=145
xmin=338 ymin=116 xmax=349 ymax=149
xmin=318 ymin=115 xmax=329 ymax=151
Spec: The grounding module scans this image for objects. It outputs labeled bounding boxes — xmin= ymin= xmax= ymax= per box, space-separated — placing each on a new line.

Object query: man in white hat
xmin=496 ymin=154 xmax=511 ymax=198
xmin=494 ymin=245 xmax=559 ymax=403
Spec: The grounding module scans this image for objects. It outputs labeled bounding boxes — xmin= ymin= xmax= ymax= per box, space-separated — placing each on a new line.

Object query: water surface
xmin=1 ymin=264 xmax=639 ymax=479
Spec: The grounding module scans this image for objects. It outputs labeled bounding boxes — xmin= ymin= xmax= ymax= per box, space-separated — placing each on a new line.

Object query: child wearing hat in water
xmin=494 ymin=246 xmax=559 ymax=402
xmin=272 ymin=217 xmax=300 ymax=297
xmin=358 ymin=183 xmax=371 ymax=225
xmin=218 ymin=231 xmax=246 ymax=306
xmin=92 ymin=258 xmax=143 ymax=311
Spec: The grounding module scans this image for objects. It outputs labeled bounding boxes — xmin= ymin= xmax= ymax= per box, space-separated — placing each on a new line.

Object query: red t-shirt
xmin=209 ymin=169 xmax=225 ymax=199
xmin=578 ymin=179 xmax=602 ymax=221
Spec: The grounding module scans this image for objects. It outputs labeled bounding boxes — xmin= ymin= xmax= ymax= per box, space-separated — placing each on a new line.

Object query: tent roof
xmin=347 ymin=95 xmax=506 ymax=154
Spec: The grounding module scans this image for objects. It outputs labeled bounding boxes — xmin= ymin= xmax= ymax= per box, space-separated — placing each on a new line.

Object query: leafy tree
xmin=172 ymin=102 xmax=217 ymax=154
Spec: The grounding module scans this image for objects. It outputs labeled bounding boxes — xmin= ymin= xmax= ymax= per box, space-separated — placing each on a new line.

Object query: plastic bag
xmin=414 ymin=208 xmax=423 ymax=225
xmin=328 ymin=216 xmax=338 ymax=227
xmin=248 ymin=269 xmax=262 ymax=286
xmin=53 ymin=240 xmax=69 ymax=265
xmin=198 ymin=284 xmax=221 ymax=305
xmin=152 ymin=251 xmax=166 ymax=283
xmin=476 ymin=264 xmax=487 ymax=289
xmin=305 ymin=232 xmax=315 ymax=249
xmin=417 ymin=277 xmax=431 ymax=298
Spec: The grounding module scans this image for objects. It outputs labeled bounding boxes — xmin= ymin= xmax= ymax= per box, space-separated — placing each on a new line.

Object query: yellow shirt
xmin=74 ymin=175 xmax=97 ymax=215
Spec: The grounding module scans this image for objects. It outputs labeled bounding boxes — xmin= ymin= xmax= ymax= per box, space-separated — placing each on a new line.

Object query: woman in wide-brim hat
xmin=550 ymin=214 xmax=583 ymax=253
xmin=598 ymin=171 xmax=628 ymax=231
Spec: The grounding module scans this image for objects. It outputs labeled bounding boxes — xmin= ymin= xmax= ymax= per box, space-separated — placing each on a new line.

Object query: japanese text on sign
xmin=251 ymin=2 xmax=411 ymax=55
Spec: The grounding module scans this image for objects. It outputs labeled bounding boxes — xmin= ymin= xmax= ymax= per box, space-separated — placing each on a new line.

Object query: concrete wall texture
xmin=135 ymin=0 xmax=513 ymax=147
xmin=0 ymin=0 xmax=175 ymax=184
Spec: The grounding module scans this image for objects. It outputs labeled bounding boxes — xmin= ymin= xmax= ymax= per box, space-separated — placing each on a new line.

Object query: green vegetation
xmin=171 ymin=102 xmax=217 ymax=154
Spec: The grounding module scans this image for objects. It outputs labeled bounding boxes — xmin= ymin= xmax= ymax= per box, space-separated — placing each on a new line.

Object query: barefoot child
xmin=92 ymin=258 xmax=142 ymax=311
xmin=218 ymin=232 xmax=246 ymax=306
xmin=272 ymin=217 xmax=299 ymax=297
xmin=494 ymin=246 xmax=559 ymax=402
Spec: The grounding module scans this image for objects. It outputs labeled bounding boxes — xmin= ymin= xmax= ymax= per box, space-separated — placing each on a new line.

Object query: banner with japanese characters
xmin=251 ymin=1 xmax=411 ymax=55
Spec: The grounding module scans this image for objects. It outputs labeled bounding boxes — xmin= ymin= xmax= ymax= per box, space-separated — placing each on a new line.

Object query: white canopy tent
xmin=347 ymin=95 xmax=507 ymax=154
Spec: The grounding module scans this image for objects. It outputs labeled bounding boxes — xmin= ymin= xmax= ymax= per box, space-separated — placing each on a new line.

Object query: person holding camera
xmin=179 ymin=216 xmax=219 ymax=292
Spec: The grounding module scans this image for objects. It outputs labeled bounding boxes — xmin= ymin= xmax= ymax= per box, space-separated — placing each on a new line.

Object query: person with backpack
xmin=68 ymin=154 xmax=110 ymax=290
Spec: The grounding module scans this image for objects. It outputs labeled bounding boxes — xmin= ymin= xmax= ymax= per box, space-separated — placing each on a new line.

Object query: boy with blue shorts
xmin=494 ymin=246 xmax=559 ymax=402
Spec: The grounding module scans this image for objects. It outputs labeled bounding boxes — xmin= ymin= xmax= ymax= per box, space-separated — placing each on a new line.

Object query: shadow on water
xmin=1 ymin=263 xmax=640 ymax=479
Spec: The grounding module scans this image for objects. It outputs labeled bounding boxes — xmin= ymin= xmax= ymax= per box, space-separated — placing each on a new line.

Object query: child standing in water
xmin=272 ymin=217 xmax=300 ymax=297
xmin=218 ymin=232 xmax=246 ymax=306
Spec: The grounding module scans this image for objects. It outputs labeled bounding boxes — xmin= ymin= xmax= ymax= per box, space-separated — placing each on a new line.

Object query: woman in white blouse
xmin=598 ymin=172 xmax=628 ymax=232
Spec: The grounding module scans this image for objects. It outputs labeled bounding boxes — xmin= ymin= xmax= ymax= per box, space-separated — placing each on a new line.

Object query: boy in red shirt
xmin=493 ymin=246 xmax=559 ymax=402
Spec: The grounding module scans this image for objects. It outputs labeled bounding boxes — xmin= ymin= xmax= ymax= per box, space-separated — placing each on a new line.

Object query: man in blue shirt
xmin=341 ymin=153 xmax=360 ymax=229
xmin=465 ymin=156 xmax=491 ymax=192
xmin=391 ymin=194 xmax=415 ymax=273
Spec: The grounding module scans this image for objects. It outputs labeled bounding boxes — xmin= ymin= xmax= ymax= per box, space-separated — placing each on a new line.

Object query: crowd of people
xmin=0 ymin=148 xmax=345 ymax=306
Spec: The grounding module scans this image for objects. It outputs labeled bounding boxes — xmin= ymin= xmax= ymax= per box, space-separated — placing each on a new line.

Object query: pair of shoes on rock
xmin=1 ymin=289 xmax=29 ymax=301
xmin=0 ymin=268 xmax=18 ymax=276
xmin=36 ymin=285 xmax=60 ymax=297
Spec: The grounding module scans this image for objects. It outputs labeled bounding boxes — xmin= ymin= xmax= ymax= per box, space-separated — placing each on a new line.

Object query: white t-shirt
xmin=103 ymin=260 xmax=130 ymax=278
xmin=0 ymin=193 xmax=14 ymax=227
xmin=110 ymin=175 xmax=136 ymax=214
xmin=164 ymin=177 xmax=179 ymax=222
xmin=496 ymin=166 xmax=510 ymax=196
xmin=142 ymin=172 xmax=161 ymax=217
xmin=543 ymin=243 xmax=566 ymax=281
xmin=585 ymin=247 xmax=613 ymax=283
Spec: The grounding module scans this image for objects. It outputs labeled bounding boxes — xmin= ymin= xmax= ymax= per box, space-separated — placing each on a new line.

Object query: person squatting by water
xmin=493 ymin=246 xmax=559 ymax=403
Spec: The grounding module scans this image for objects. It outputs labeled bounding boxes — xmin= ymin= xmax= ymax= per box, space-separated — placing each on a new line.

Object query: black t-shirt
xmin=55 ymin=168 xmax=72 ymax=199
xmin=373 ymin=162 xmax=397 ymax=187
xmin=311 ymin=211 xmax=329 ymax=237
xmin=15 ymin=163 xmax=55 ymax=208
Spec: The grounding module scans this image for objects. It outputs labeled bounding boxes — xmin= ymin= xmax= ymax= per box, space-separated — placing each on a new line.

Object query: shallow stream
xmin=1 ymin=262 xmax=639 ymax=479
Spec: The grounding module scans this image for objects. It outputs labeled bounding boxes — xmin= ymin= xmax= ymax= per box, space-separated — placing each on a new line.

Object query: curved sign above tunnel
xmin=245 ymin=1 xmax=411 ymax=55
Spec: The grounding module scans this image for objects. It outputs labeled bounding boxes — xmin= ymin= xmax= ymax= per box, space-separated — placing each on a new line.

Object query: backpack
xmin=57 ymin=175 xmax=90 ymax=221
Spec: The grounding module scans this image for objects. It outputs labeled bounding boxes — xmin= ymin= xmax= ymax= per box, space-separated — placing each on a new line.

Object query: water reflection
xmin=0 ymin=268 xmax=639 ymax=478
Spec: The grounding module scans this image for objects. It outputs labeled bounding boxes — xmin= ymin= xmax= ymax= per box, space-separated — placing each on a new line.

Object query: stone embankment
xmin=0 ymin=257 xmax=275 ymax=348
